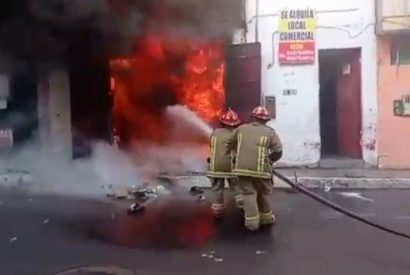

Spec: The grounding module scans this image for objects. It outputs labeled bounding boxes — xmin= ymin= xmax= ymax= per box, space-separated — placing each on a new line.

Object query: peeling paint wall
xmin=233 ymin=0 xmax=378 ymax=166
xmin=378 ymin=37 xmax=410 ymax=169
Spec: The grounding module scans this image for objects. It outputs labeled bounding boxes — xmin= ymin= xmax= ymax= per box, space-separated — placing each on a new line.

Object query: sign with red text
xmin=278 ymin=8 xmax=316 ymax=65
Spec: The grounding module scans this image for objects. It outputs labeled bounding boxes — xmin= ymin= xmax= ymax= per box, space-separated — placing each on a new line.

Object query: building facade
xmin=376 ymin=0 xmax=410 ymax=169
xmin=6 ymin=0 xmax=410 ymax=171
xmin=233 ymin=0 xmax=378 ymax=167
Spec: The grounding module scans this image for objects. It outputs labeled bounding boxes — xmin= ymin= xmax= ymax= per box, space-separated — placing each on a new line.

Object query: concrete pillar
xmin=37 ymin=70 xmax=72 ymax=160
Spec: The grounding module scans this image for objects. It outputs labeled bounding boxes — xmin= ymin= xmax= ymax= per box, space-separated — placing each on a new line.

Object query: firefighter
xmin=207 ymin=109 xmax=243 ymax=218
xmin=228 ymin=106 xmax=283 ymax=231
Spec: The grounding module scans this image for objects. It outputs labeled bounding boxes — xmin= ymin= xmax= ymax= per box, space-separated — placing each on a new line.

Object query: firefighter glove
xmin=269 ymin=151 xmax=283 ymax=163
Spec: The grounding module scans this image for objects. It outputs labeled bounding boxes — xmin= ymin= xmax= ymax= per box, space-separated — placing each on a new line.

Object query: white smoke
xmin=0 ymin=105 xmax=211 ymax=198
xmin=0 ymin=141 xmax=141 ymax=198
xmin=129 ymin=105 xmax=211 ymax=178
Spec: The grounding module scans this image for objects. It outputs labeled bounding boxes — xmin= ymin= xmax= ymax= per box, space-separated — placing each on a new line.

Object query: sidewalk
xmin=0 ymin=170 xmax=32 ymax=186
xmin=159 ymin=168 xmax=410 ymax=190
xmin=275 ymin=168 xmax=410 ymax=189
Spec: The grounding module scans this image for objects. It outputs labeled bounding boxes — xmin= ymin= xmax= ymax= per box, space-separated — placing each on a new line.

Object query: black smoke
xmin=0 ymin=0 xmax=243 ymax=68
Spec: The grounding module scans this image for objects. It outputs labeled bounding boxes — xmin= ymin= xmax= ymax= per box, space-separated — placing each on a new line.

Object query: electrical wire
xmin=273 ymin=170 xmax=410 ymax=240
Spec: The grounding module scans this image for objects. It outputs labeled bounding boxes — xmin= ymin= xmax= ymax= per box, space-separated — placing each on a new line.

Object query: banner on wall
xmin=278 ymin=8 xmax=316 ymax=65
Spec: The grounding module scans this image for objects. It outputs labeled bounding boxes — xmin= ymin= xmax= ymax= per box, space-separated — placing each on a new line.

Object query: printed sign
xmin=278 ymin=8 xmax=316 ymax=65
xmin=0 ymin=129 xmax=13 ymax=149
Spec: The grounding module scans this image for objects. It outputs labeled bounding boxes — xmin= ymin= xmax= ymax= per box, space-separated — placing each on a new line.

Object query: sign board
xmin=0 ymin=129 xmax=13 ymax=149
xmin=278 ymin=8 xmax=316 ymax=65
xmin=0 ymin=75 xmax=10 ymax=98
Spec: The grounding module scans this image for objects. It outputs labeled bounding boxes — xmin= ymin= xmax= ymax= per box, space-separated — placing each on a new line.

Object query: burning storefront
xmin=0 ymin=0 xmax=259 ymax=248
xmin=109 ymin=38 xmax=226 ymax=146
xmin=0 ymin=0 xmax=260 ymax=176
xmin=107 ymin=0 xmax=243 ymax=148
xmin=67 ymin=0 xmax=251 ymax=165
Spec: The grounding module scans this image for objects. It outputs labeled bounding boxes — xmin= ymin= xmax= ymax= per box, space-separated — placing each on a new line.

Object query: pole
xmin=255 ymin=0 xmax=259 ymax=42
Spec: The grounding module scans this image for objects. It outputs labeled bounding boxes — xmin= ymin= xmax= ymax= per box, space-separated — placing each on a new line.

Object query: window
xmin=390 ymin=36 xmax=410 ymax=65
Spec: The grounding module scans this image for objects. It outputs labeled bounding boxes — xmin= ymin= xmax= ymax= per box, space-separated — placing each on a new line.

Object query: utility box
xmin=393 ymin=95 xmax=410 ymax=116
xmin=394 ymin=100 xmax=403 ymax=116
xmin=265 ymin=96 xmax=276 ymax=119
xmin=402 ymin=95 xmax=410 ymax=115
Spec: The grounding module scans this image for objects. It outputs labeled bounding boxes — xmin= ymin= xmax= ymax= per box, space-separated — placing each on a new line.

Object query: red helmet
xmin=220 ymin=108 xmax=241 ymax=126
xmin=251 ymin=106 xmax=271 ymax=121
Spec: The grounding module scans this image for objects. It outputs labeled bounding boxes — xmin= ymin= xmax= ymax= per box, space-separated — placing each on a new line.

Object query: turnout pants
xmin=210 ymin=178 xmax=244 ymax=217
xmin=237 ymin=176 xmax=275 ymax=231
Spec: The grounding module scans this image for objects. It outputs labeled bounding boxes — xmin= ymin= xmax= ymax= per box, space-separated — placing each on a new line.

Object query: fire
xmin=181 ymin=45 xmax=226 ymax=122
xmin=110 ymin=35 xmax=226 ymax=145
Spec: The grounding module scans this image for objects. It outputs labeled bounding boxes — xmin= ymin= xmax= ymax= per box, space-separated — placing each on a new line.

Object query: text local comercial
xmin=279 ymin=9 xmax=314 ymax=41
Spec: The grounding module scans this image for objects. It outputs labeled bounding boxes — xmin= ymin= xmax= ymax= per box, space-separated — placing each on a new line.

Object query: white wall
xmin=233 ymin=0 xmax=378 ymax=166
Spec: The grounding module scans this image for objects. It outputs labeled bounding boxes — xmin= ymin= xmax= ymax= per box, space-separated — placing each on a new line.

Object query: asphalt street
xmin=0 ymin=188 xmax=409 ymax=275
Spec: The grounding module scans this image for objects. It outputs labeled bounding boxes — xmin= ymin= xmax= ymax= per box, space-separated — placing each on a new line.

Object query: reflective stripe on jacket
xmin=228 ymin=122 xmax=282 ymax=179
xmin=207 ymin=128 xmax=236 ymax=178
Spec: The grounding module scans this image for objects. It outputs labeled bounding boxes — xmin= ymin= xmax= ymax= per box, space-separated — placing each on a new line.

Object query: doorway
xmin=68 ymin=31 xmax=112 ymax=159
xmin=5 ymin=73 xmax=38 ymax=149
xmin=319 ymin=48 xmax=362 ymax=160
xmin=226 ymin=42 xmax=261 ymax=123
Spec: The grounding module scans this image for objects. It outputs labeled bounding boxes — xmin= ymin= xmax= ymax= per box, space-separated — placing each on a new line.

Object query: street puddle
xmin=87 ymin=198 xmax=216 ymax=249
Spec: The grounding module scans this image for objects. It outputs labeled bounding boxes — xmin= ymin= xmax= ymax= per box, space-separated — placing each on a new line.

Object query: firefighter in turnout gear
xmin=207 ymin=109 xmax=243 ymax=218
xmin=227 ymin=106 xmax=283 ymax=231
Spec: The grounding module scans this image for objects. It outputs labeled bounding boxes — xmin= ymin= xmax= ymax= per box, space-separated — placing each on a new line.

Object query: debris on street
xmin=339 ymin=192 xmax=374 ymax=202
xmin=201 ymin=250 xmax=225 ymax=262
xmin=214 ymin=257 xmax=224 ymax=262
xmin=256 ymin=250 xmax=267 ymax=255
xmin=190 ymin=186 xmax=205 ymax=195
xmin=127 ymin=203 xmax=145 ymax=215
xmin=155 ymin=185 xmax=167 ymax=195
xmin=9 ymin=237 xmax=17 ymax=243
xmin=197 ymin=195 xmax=206 ymax=201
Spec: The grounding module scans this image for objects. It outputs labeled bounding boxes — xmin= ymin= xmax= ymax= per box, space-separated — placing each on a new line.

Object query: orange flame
xmin=181 ymin=45 xmax=226 ymax=122
xmin=110 ymin=35 xmax=226 ymax=145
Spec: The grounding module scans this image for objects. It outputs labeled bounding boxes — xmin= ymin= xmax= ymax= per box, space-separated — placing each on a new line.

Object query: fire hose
xmin=273 ymin=170 xmax=410 ymax=240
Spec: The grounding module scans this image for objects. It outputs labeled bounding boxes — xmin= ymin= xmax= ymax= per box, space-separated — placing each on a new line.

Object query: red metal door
xmin=336 ymin=49 xmax=362 ymax=158
xmin=226 ymin=43 xmax=261 ymax=123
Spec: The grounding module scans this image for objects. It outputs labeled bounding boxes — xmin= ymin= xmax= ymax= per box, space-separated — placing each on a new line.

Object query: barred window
xmin=390 ymin=36 xmax=410 ymax=65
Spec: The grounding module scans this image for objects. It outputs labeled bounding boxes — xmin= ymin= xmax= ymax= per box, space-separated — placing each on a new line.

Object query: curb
xmin=160 ymin=175 xmax=410 ymax=190
xmin=3 ymin=173 xmax=410 ymax=190
xmin=0 ymin=173 xmax=32 ymax=186
xmin=289 ymin=177 xmax=410 ymax=189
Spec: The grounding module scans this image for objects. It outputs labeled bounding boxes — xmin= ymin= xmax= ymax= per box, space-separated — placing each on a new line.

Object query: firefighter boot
xmin=255 ymin=178 xmax=276 ymax=226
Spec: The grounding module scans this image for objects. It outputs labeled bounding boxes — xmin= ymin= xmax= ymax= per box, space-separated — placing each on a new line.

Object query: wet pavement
xmin=0 ymin=188 xmax=409 ymax=275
